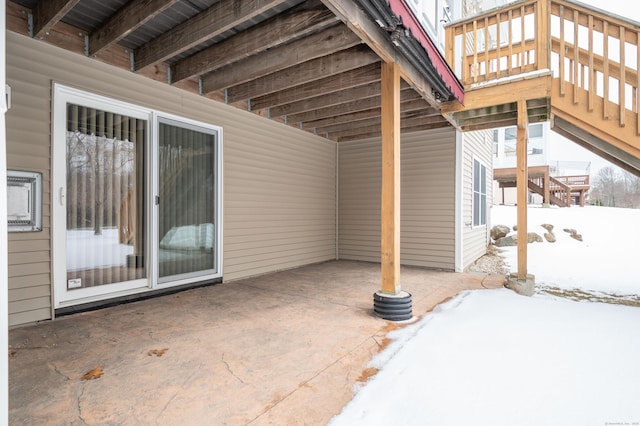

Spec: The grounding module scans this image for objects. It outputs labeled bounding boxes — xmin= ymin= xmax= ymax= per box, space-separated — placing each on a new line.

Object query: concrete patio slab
xmin=9 ymin=260 xmax=504 ymax=425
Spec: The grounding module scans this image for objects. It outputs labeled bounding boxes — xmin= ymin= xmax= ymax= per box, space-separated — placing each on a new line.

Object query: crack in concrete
xmin=51 ymin=363 xmax=71 ymax=381
xmin=156 ymin=392 xmax=179 ymax=423
xmin=77 ymin=386 xmax=88 ymax=425
xmin=222 ymin=353 xmax=247 ymax=385
xmin=245 ymin=334 xmax=377 ymax=425
xmin=154 ymin=363 xmax=203 ymax=423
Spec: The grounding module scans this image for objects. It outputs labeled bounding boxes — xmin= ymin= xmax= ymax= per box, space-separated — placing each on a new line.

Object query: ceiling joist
xmin=31 ymin=0 xmax=80 ymax=39
xmin=286 ymin=84 xmax=417 ymax=123
xmin=201 ymin=24 xmax=361 ymax=93
xmin=225 ymin=46 xmax=379 ymax=103
xmin=301 ymin=98 xmax=434 ymax=131
xmin=90 ymin=0 xmax=179 ymax=57
xmin=251 ymin=61 xmax=381 ymax=111
xmin=170 ymin=0 xmax=335 ymax=83
xmin=135 ymin=0 xmax=290 ymax=70
xmin=269 ymin=81 xmax=382 ymax=118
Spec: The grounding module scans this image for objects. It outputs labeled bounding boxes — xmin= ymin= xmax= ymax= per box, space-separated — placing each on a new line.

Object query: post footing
xmin=373 ymin=290 xmax=412 ymax=321
xmin=506 ymin=273 xmax=536 ymax=296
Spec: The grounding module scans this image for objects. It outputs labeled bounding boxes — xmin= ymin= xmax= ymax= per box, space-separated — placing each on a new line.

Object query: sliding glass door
xmin=53 ymin=85 xmax=222 ymax=308
xmin=157 ymin=118 xmax=219 ymax=283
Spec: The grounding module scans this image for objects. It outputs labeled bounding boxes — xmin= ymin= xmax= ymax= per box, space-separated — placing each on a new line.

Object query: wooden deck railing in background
xmin=548 ymin=175 xmax=572 ymax=204
xmin=445 ymin=0 xmax=639 ymax=137
xmin=552 ymin=174 xmax=589 ymax=188
xmin=550 ymin=0 xmax=639 ymax=133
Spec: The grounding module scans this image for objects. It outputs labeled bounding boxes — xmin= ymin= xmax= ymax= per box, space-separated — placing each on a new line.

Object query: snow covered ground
xmin=491 ymin=205 xmax=640 ymax=296
xmin=330 ymin=206 xmax=640 ymax=426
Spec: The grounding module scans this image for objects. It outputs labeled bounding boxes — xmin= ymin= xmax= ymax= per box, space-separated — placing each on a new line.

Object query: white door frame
xmin=52 ymin=84 xmax=152 ymax=308
xmin=52 ymin=84 xmax=223 ymax=309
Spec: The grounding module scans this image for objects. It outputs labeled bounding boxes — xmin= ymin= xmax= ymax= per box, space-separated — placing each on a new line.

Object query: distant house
xmin=492 ymin=122 xmax=591 ymax=207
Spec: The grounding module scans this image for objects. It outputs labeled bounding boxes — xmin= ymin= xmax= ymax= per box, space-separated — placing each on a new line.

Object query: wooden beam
xmin=457 ymin=105 xmax=549 ymax=128
xmin=270 ymin=82 xmax=383 ymax=118
xmin=380 ymin=61 xmax=401 ymax=295
xmin=89 ymin=0 xmax=179 ymax=57
xmin=329 ymin=112 xmax=446 ymax=138
xmin=316 ymin=105 xmax=438 ymax=134
xmin=303 ymin=99 xmax=432 ymax=130
xmin=516 ymin=99 xmax=528 ymax=281
xmin=293 ymin=97 xmax=382 ymax=127
xmin=401 ymin=110 xmax=447 ymax=124
xmin=441 ymin=73 xmax=552 ymax=115
xmin=321 ymin=0 xmax=437 ymax=108
xmin=320 ymin=116 xmax=382 ymax=135
xmin=337 ymin=121 xmax=450 ymax=142
xmin=225 ymin=46 xmax=379 ymax=103
xmin=134 ymin=0 xmax=289 ymax=70
xmin=455 ymin=97 xmax=549 ymax=120
xmin=307 ymin=108 xmax=378 ymax=132
xmin=32 ymin=0 xmax=80 ymax=39
xmin=551 ymin=79 xmax=640 ymax=155
xmin=250 ymin=62 xmax=381 ymax=111
xmin=170 ymin=0 xmax=334 ymax=82
xmin=201 ymin=24 xmax=360 ymax=93
xmin=551 ymin=114 xmax=640 ymax=175
xmin=402 ymin=121 xmax=451 ymax=133
xmin=290 ymin=87 xmax=420 ymax=125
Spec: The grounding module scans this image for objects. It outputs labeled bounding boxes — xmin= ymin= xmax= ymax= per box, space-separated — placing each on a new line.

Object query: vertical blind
xmin=65 ymin=103 xmax=146 ymax=288
xmin=158 ymin=121 xmax=216 ymax=279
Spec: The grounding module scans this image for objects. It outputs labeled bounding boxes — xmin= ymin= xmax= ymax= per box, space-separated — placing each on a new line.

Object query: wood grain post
xmin=543 ymin=166 xmax=550 ymax=205
xmin=380 ymin=61 xmax=401 ymax=295
xmin=516 ymin=99 xmax=528 ymax=281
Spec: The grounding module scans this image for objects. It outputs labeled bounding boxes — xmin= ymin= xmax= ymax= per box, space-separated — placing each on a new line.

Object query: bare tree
xmin=590 ymin=167 xmax=640 ymax=208
xmin=621 ymin=171 xmax=640 ymax=208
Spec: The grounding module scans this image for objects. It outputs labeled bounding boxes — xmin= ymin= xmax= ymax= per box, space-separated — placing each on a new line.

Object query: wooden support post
xmin=543 ymin=168 xmax=550 ymax=205
xmin=588 ymin=15 xmax=594 ymax=112
xmin=573 ymin=10 xmax=579 ymax=104
xmin=516 ymin=99 xmax=528 ymax=281
xmin=380 ymin=61 xmax=401 ymax=295
xmin=637 ymin=30 xmax=640 ymax=135
xmin=620 ymin=26 xmax=626 ymax=128
xmin=559 ymin=5 xmax=565 ymax=96
xmin=604 ymin=21 xmax=609 ymax=119
xmin=536 ymin=0 xmax=550 ymax=70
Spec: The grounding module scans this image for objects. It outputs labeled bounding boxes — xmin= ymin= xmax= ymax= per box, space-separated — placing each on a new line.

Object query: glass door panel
xmin=158 ymin=120 xmax=217 ymax=281
xmin=65 ymin=104 xmax=146 ymax=290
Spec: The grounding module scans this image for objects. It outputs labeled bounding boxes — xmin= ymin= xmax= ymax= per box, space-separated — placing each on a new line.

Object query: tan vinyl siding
xmin=223 ymin=129 xmax=336 ymax=280
xmin=462 ymin=129 xmax=494 ymax=270
xmin=337 ymin=140 xmax=381 ymax=262
xmin=338 ymin=128 xmax=456 ymax=270
xmin=6 ymin=32 xmax=336 ymax=325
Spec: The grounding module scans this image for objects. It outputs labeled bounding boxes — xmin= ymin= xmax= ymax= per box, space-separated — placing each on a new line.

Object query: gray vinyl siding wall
xmin=338 ymin=128 xmax=456 ymax=270
xmin=6 ymin=32 xmax=336 ymax=326
xmin=461 ymin=130 xmax=493 ymax=270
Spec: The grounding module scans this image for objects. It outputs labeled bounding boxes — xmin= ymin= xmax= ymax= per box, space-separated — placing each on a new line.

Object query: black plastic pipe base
xmin=373 ymin=290 xmax=413 ymax=321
